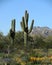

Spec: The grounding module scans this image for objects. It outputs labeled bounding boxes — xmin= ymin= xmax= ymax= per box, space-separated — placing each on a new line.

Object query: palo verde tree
xmin=20 ymin=10 xmax=34 ymax=47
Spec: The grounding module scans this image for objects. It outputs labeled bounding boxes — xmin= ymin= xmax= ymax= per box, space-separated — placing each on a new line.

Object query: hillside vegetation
xmin=0 ymin=31 xmax=52 ymax=53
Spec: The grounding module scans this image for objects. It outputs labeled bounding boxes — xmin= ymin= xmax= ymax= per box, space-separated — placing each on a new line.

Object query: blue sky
xmin=0 ymin=0 xmax=52 ymax=35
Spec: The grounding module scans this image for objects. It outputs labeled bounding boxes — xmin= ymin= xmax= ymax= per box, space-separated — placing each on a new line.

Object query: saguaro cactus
xmin=10 ymin=19 xmax=16 ymax=44
xmin=20 ymin=10 xmax=34 ymax=47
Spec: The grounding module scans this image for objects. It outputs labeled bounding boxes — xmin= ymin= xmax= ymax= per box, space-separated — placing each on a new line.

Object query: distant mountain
xmin=31 ymin=26 xmax=52 ymax=37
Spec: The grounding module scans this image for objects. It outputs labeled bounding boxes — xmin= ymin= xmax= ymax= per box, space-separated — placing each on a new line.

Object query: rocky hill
xmin=31 ymin=26 xmax=52 ymax=37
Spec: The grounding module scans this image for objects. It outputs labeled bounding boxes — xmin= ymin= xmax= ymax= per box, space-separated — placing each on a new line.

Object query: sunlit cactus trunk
xmin=24 ymin=32 xmax=28 ymax=47
xmin=5 ymin=63 xmax=10 ymax=65
xmin=20 ymin=10 xmax=34 ymax=47
xmin=5 ymin=63 xmax=7 ymax=65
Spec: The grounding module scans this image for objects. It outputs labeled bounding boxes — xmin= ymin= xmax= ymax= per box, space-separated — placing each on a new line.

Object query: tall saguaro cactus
xmin=10 ymin=19 xmax=16 ymax=44
xmin=20 ymin=10 xmax=34 ymax=47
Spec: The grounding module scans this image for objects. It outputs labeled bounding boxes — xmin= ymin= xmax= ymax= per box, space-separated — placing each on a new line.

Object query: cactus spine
xmin=10 ymin=19 xmax=16 ymax=44
xmin=20 ymin=10 xmax=34 ymax=47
